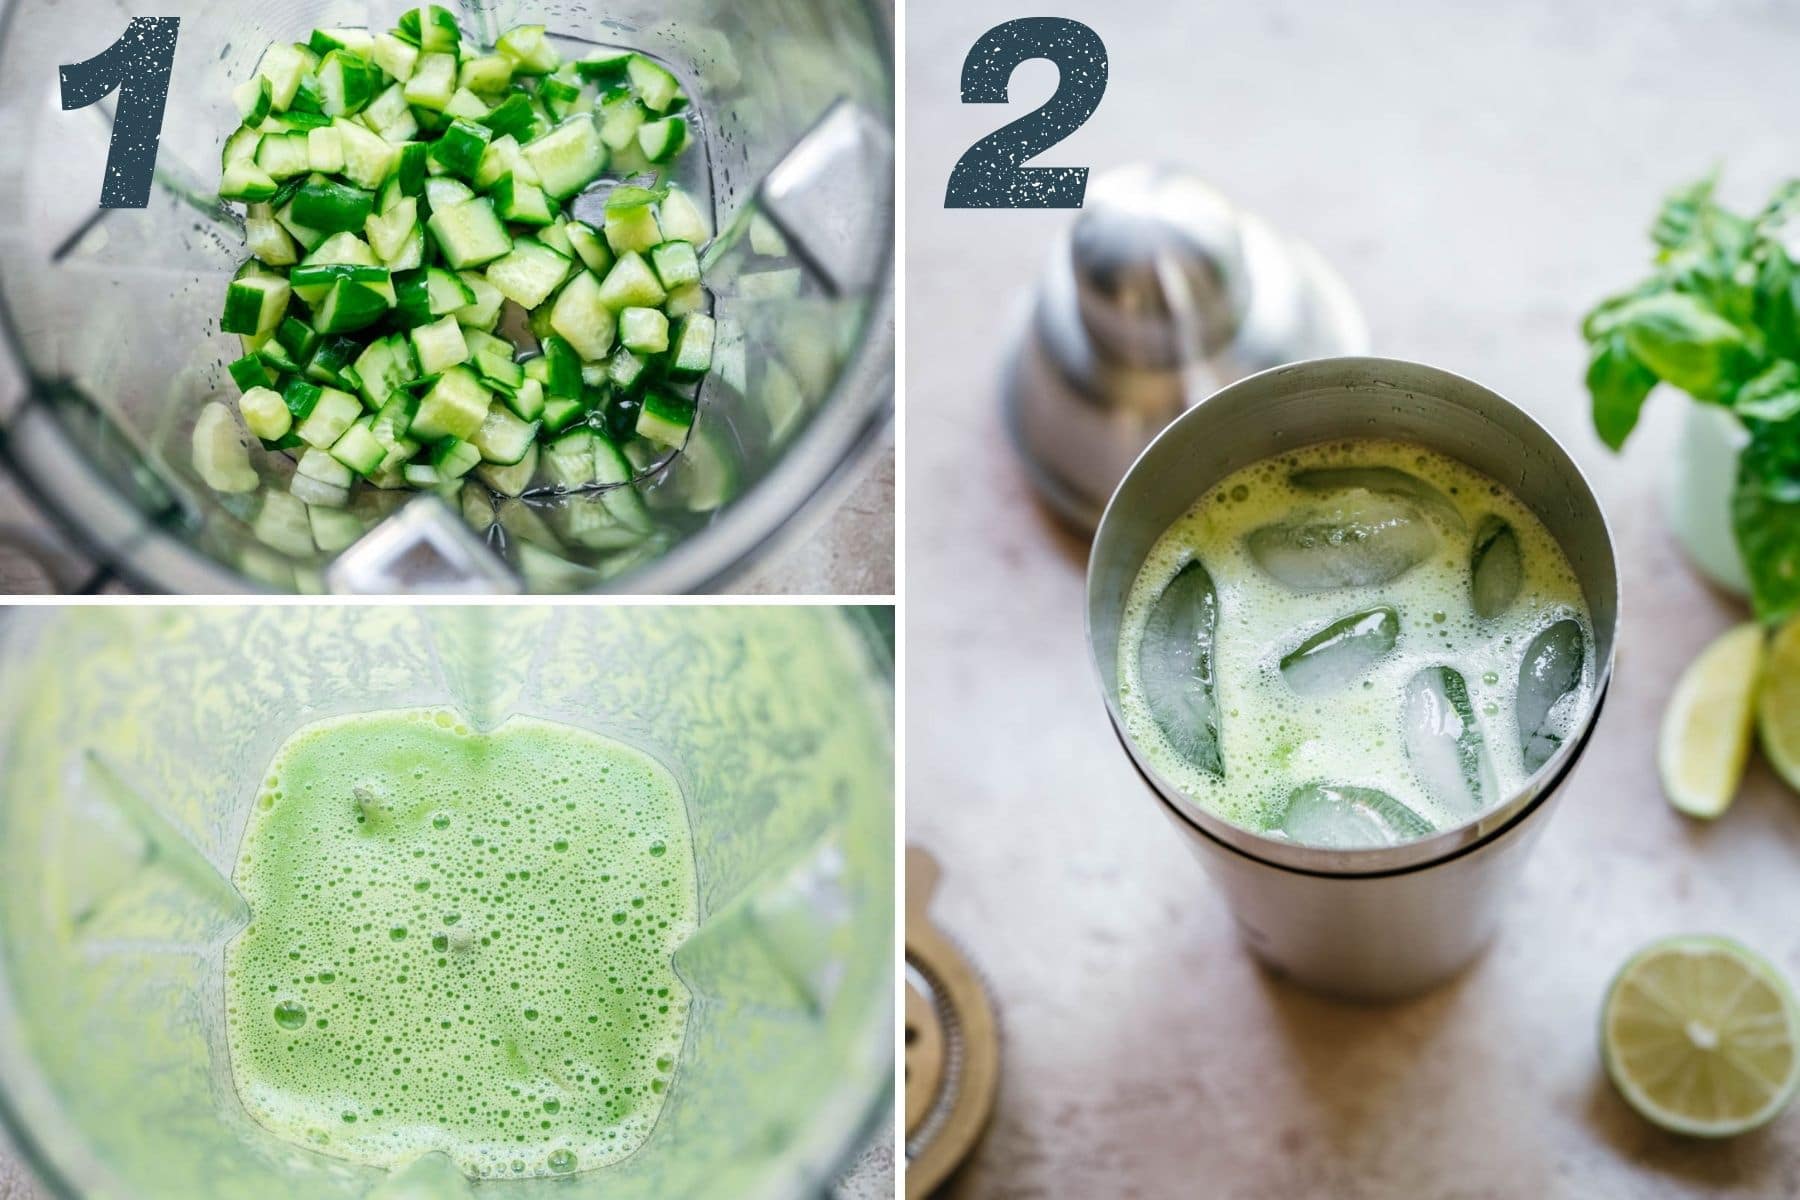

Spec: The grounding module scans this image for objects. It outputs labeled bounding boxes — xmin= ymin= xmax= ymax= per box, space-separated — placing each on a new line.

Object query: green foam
xmin=224 ymin=708 xmax=696 ymax=1179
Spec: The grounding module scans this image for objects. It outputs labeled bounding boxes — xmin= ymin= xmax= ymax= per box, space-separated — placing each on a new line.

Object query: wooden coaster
xmin=904 ymin=846 xmax=998 ymax=1199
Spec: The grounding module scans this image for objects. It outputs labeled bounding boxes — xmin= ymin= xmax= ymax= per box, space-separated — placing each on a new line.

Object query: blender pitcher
xmin=0 ymin=0 xmax=893 ymax=593
xmin=0 ymin=605 xmax=894 ymax=1196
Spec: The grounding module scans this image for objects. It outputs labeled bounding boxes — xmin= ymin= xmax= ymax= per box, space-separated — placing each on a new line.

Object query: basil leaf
xmin=1617 ymin=292 xmax=1749 ymax=401
xmin=1586 ymin=332 xmax=1658 ymax=450
xmin=1735 ymin=361 xmax=1800 ymax=423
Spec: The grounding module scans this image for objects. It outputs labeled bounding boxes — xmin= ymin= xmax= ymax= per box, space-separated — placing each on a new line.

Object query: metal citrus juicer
xmin=0 ymin=0 xmax=892 ymax=593
xmin=1003 ymin=162 xmax=1368 ymax=531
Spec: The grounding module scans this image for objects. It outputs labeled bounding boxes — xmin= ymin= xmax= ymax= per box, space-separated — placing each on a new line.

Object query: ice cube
xmin=1279 ymin=606 xmax=1400 ymax=695
xmin=1137 ymin=559 xmax=1223 ymax=776
xmin=1273 ymin=782 xmax=1434 ymax=848
xmin=1470 ymin=516 xmax=1523 ymax=619
xmin=1246 ymin=493 xmax=1437 ymax=591
xmin=1290 ymin=466 xmax=1467 ymax=533
xmin=1401 ymin=666 xmax=1496 ymax=817
xmin=1517 ymin=618 xmax=1585 ymax=770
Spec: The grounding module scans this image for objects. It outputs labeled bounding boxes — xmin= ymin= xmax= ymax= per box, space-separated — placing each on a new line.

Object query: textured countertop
xmin=907 ymin=1 xmax=1800 ymax=1196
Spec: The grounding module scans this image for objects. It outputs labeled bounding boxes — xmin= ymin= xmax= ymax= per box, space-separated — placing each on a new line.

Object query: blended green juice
xmin=224 ymin=708 xmax=696 ymax=1179
xmin=1118 ymin=438 xmax=1595 ymax=847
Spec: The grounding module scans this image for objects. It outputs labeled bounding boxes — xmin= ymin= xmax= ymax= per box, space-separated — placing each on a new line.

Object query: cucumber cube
xmin=636 ymin=116 xmax=688 ymax=164
xmin=459 ymin=54 xmax=514 ymax=94
xmin=411 ymin=366 xmax=492 ymax=441
xmin=663 ymin=281 xmax=705 ymax=319
xmin=427 ymin=197 xmax=513 ymax=268
xmin=315 ymin=278 xmax=390 ymax=334
xmin=522 ymin=115 xmax=607 ymax=199
xmin=497 ymin=24 xmax=561 ymax=75
xmin=504 ymin=376 xmax=546 ymax=421
xmin=484 ymin=239 xmax=571 ymax=309
xmin=291 ymin=176 xmax=374 ymax=234
xmin=372 ymin=33 xmax=419 ymax=82
xmin=603 ymin=202 xmax=661 ymax=255
xmin=444 ymin=87 xmax=492 ymax=122
xmin=597 ymin=93 xmax=645 ymax=151
xmin=362 ymin=83 xmax=419 ymax=141
xmin=297 ymin=445 xmax=354 ymax=488
xmin=309 ymin=504 xmax=366 ymax=552
xmin=595 ymin=251 xmax=666 ymax=310
xmin=636 ymin=390 xmax=694 ymax=447
xmin=305 ymin=125 xmax=344 ymax=173
xmin=221 ymin=158 xmax=279 ymax=202
xmin=410 ymin=314 xmax=470 ymax=375
xmin=430 ymin=118 xmax=493 ymax=179
xmin=229 ymin=354 xmax=276 ymax=392
xmin=295 ymin=386 xmax=362 ymax=448
xmin=494 ymin=176 xmax=554 ymax=226
xmin=454 ymin=271 xmax=506 ymax=329
xmin=656 ymin=187 xmax=712 ymax=245
xmin=607 ymin=348 xmax=646 ymax=390
xmin=365 ymin=196 xmax=419 ymax=261
xmin=255 ymin=132 xmax=310 ymax=179
xmin=256 ymin=42 xmax=309 ymax=111
xmin=669 ymin=313 xmax=715 ymax=377
xmin=247 ymin=211 xmax=300 ymax=265
xmin=626 ymin=55 xmax=682 ymax=113
xmin=222 ymin=273 xmax=291 ymax=335
xmin=540 ymin=394 xmax=586 ymax=433
xmin=481 ymin=94 xmax=544 ymax=143
xmin=431 ymin=438 xmax=483 ymax=479
xmin=650 ymin=240 xmax=700 ymax=289
xmin=254 ymin=490 xmax=316 ymax=557
xmin=318 ymin=50 xmax=377 ymax=116
xmin=567 ymin=221 xmax=613 ymax=274
xmin=328 ymin=420 xmax=386 ymax=474
xmin=403 ymin=52 xmax=458 ymax=110
xmin=239 ymin=386 xmax=293 ymax=440
xmin=618 ymin=306 xmax=668 ymax=354
xmin=549 ymin=270 xmax=616 ymax=360
xmin=472 ymin=404 xmax=540 ymax=464
xmin=334 ymin=119 xmax=399 ymax=188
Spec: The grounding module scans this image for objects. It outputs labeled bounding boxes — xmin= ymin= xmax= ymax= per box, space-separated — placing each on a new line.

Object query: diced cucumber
xmin=431 ymin=438 xmax=483 ymax=480
xmin=454 ymin=271 xmax=505 ymax=329
xmin=411 ymin=314 xmax=470 ymax=374
xmin=484 ymin=238 xmax=570 ymax=309
xmin=458 ymin=54 xmax=513 ymax=94
xmin=256 ymin=42 xmax=310 ymax=111
xmin=543 ymin=429 xmax=597 ymax=487
xmin=522 ymin=116 xmax=607 ymax=199
xmin=246 ymin=208 xmax=300 ymax=265
xmin=329 ymin=418 xmax=387 ymax=475
xmin=474 ymin=134 xmax=534 ymax=189
xmin=353 ymin=336 xmax=407 ymax=408
xmin=657 ymin=187 xmax=711 ymax=245
xmin=400 ymin=6 xmax=462 ymax=53
xmin=496 ymin=25 xmax=560 ymax=75
xmin=548 ymin=270 xmax=616 ymax=360
xmin=636 ymin=116 xmax=687 ymax=164
xmin=309 ymin=504 xmax=366 ymax=552
xmin=481 ymin=94 xmax=544 ymax=143
xmin=403 ymin=52 xmax=458 ymax=110
xmin=423 ymin=175 xmax=474 ymax=209
xmin=668 ymin=313 xmax=715 ymax=377
xmin=291 ymin=174 xmax=374 ymax=233
xmin=315 ymin=278 xmax=391 ymax=333
xmin=234 ymin=76 xmax=273 ymax=125
xmin=595 ymin=251 xmax=666 ymax=310
xmin=618 ymin=306 xmax=668 ymax=354
xmin=427 ymin=197 xmax=512 ymax=268
xmin=566 ymin=220 xmax=613 ymax=274
xmin=748 ymin=212 xmax=789 ymax=257
xmin=333 ymin=119 xmax=398 ymax=188
xmin=504 ymin=376 xmax=546 ymax=421
xmin=593 ymin=431 xmax=652 ymax=532
xmin=476 ymin=442 xmax=538 ymax=497
xmin=649 ymin=239 xmax=700 ymax=290
xmin=255 ymin=131 xmax=311 ymax=179
xmin=222 ymin=271 xmax=290 ymax=335
xmin=310 ymin=28 xmax=373 ymax=58
xmin=256 ymin=490 xmax=317 ymax=557
xmin=318 ymin=50 xmax=377 ymax=116
xmin=472 ymin=404 xmax=540 ymax=464
xmin=494 ymin=176 xmax=554 ymax=226
xmin=411 ymin=366 xmax=492 ymax=441
xmin=597 ymin=92 xmax=645 ymax=151
xmin=444 ymin=87 xmax=492 ymax=122
xmin=540 ymin=393 xmax=586 ymax=433
xmin=663 ymin=281 xmax=705 ymax=319
xmin=364 ymin=195 xmax=419 ymax=261
xmin=295 ymin=386 xmax=363 ymax=448
xmin=362 ymin=84 xmax=419 ymax=141
xmin=603 ymin=202 xmax=662 ymax=255
xmin=574 ymin=51 xmax=632 ymax=85
xmin=402 ymin=463 xmax=442 ymax=487
xmin=304 ymin=125 xmax=344 ymax=173
xmin=626 ymin=55 xmax=682 ymax=113
xmin=430 ymin=118 xmax=493 ymax=178
xmin=372 ymin=33 xmax=419 ymax=82
xmin=221 ymin=157 xmax=279 ymax=202
xmin=229 ymin=354 xmax=276 ymax=392
xmin=636 ymin=390 xmax=694 ymax=448
xmin=607 ymin=348 xmax=646 ymax=390
xmin=192 ymin=401 xmax=259 ymax=493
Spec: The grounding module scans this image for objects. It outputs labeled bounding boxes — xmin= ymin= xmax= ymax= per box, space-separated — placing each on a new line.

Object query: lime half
xmin=1659 ymin=623 xmax=1764 ymax=819
xmin=1759 ymin=617 xmax=1800 ymax=794
xmin=1602 ymin=935 xmax=1800 ymax=1137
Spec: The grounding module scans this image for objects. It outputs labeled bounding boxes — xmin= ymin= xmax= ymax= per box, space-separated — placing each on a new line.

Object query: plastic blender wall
xmin=0 ymin=606 xmax=893 ymax=1197
xmin=0 ymin=0 xmax=892 ymax=590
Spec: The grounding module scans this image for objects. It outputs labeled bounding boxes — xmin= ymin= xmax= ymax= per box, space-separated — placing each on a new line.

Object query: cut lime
xmin=1658 ymin=623 xmax=1763 ymax=819
xmin=1758 ymin=617 xmax=1800 ymax=795
xmin=1602 ymin=934 xmax=1800 ymax=1137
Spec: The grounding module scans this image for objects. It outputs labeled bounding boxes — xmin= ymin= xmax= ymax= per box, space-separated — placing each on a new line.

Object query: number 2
xmin=945 ymin=18 xmax=1107 ymax=209
xmin=59 ymin=18 xmax=181 ymax=209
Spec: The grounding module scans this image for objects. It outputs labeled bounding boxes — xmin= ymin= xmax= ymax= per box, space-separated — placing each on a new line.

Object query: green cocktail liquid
xmin=224 ymin=708 xmax=696 ymax=1178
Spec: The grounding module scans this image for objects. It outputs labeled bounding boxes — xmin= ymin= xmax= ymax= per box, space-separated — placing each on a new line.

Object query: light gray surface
xmin=908 ymin=1 xmax=1800 ymax=1197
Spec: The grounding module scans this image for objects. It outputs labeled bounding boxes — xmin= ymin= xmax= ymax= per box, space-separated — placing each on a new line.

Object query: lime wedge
xmin=1658 ymin=623 xmax=1764 ymax=818
xmin=1758 ymin=617 xmax=1800 ymax=794
xmin=1603 ymin=935 xmax=1800 ymax=1137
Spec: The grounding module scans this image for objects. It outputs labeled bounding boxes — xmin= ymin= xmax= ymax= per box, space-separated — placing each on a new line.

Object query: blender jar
xmin=0 ymin=605 xmax=894 ymax=1197
xmin=0 ymin=0 xmax=893 ymax=593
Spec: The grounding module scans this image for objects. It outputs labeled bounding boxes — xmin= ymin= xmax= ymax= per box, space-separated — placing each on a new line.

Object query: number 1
xmin=59 ymin=17 xmax=181 ymax=209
